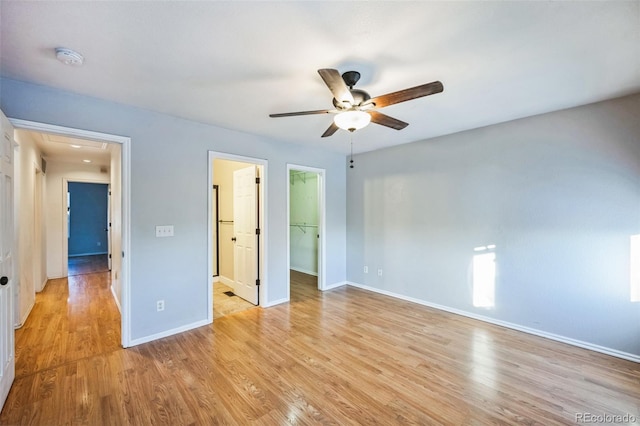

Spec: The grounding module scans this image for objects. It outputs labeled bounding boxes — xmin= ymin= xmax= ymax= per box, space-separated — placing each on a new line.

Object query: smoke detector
xmin=55 ymin=47 xmax=84 ymax=66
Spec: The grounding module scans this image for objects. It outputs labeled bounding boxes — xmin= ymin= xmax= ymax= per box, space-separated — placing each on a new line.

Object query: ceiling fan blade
xmin=368 ymin=81 xmax=443 ymax=108
xmin=318 ymin=69 xmax=355 ymax=105
xmin=269 ymin=109 xmax=332 ymax=118
xmin=369 ymin=111 xmax=409 ymax=130
xmin=321 ymin=122 xmax=339 ymax=138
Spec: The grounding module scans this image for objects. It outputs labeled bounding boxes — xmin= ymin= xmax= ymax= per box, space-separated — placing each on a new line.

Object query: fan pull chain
xmin=350 ymin=135 xmax=354 ymax=169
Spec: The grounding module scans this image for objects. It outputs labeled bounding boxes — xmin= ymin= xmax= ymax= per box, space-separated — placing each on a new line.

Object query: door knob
xmin=0 ymin=276 xmax=8 ymax=286
xmin=231 ymin=237 xmax=237 ymax=242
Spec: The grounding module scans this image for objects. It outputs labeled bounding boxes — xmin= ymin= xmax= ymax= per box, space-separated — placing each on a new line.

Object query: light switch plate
xmin=155 ymin=225 xmax=174 ymax=237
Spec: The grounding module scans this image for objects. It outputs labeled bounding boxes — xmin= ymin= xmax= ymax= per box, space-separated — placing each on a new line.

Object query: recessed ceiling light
xmin=55 ymin=47 xmax=84 ymax=66
xmin=82 ymin=159 xmax=92 ymax=163
xmin=70 ymin=144 xmax=82 ymax=149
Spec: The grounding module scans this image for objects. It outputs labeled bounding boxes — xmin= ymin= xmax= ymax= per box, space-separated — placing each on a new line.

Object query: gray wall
xmin=68 ymin=182 xmax=108 ymax=256
xmin=1 ymin=78 xmax=347 ymax=342
xmin=347 ymin=94 xmax=640 ymax=357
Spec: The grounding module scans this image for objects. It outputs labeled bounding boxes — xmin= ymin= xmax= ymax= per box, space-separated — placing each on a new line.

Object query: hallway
xmin=12 ymin=272 xmax=121 ymax=379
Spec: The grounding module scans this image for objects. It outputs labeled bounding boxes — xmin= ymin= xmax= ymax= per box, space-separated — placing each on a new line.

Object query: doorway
xmin=208 ymin=152 xmax=267 ymax=321
xmin=287 ymin=164 xmax=326 ymax=299
xmin=67 ymin=182 xmax=110 ymax=276
xmin=8 ymin=118 xmax=131 ymax=347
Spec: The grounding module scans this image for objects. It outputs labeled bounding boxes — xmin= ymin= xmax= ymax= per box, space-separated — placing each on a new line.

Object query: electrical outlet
xmin=157 ymin=300 xmax=165 ymax=312
xmin=155 ymin=225 xmax=174 ymax=237
xmin=364 ymin=266 xmax=368 ymax=273
xmin=378 ymin=269 xmax=383 ymax=277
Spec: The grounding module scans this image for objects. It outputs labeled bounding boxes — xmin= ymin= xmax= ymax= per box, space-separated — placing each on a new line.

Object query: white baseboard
xmin=263 ymin=297 xmax=289 ymax=308
xmin=15 ymin=298 xmax=36 ymax=329
xmin=37 ymin=278 xmax=48 ymax=293
xmin=111 ymin=285 xmax=121 ymax=313
xmin=346 ymin=281 xmax=640 ymax=364
xmin=69 ymin=251 xmax=108 ymax=257
xmin=290 ymin=266 xmax=318 ymax=277
xmin=128 ymin=319 xmax=211 ymax=347
xmin=322 ymin=281 xmax=346 ymax=291
xmin=212 ymin=276 xmax=220 ymax=283
xmin=47 ymin=275 xmax=66 ymax=280
xmin=219 ymin=275 xmax=234 ymax=288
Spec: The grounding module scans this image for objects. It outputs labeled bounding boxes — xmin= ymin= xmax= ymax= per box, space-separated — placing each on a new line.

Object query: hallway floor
xmin=68 ymin=254 xmax=109 ymax=276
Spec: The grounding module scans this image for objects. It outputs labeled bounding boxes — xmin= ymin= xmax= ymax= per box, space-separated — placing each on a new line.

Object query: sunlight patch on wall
xmin=473 ymin=245 xmax=496 ymax=308
xmin=631 ymin=235 xmax=640 ymax=302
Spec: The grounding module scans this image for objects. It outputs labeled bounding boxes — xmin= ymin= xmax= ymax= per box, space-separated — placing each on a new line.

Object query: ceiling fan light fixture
xmin=334 ymin=110 xmax=371 ymax=132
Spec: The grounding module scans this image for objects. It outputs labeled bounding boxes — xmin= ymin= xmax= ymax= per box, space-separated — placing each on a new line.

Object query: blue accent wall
xmin=68 ymin=182 xmax=108 ymax=257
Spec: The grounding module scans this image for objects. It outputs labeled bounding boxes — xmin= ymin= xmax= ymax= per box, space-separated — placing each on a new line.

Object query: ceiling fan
xmin=269 ymin=69 xmax=443 ymax=137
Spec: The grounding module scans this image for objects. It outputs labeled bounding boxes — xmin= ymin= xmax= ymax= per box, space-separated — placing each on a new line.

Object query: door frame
xmin=7 ymin=118 xmax=133 ymax=347
xmin=207 ymin=151 xmax=268 ymax=322
xmin=63 ymin=179 xmax=110 ymax=276
xmin=33 ymin=166 xmax=45 ymax=292
xmin=286 ymin=164 xmax=326 ymax=293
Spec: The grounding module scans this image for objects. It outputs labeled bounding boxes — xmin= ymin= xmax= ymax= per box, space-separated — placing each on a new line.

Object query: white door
xmin=0 ymin=110 xmax=15 ymax=409
xmin=233 ymin=166 xmax=259 ymax=305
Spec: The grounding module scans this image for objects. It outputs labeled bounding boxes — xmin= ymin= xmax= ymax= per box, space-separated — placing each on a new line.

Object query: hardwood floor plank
xmin=1 ymin=270 xmax=639 ymax=424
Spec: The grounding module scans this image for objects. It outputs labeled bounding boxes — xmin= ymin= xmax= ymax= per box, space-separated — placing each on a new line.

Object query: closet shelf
xmin=290 ymin=223 xmax=318 ymax=234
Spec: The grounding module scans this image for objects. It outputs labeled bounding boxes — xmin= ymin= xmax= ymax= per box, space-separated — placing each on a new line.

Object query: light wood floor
xmin=1 ymin=271 xmax=639 ymax=424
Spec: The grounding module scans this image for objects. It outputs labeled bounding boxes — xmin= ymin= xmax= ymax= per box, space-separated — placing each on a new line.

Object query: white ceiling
xmin=21 ymin=130 xmax=113 ymax=168
xmin=1 ymin=1 xmax=639 ymax=155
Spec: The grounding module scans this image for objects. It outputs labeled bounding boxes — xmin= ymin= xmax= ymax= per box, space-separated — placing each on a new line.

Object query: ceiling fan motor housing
xmin=333 ymin=89 xmax=371 ymax=109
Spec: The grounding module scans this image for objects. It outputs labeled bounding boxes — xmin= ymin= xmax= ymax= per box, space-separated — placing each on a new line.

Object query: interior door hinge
xmin=256 ymin=228 xmax=261 ymax=235
xmin=256 ymin=279 xmax=260 ymax=286
xmin=255 ymin=177 xmax=260 ymax=184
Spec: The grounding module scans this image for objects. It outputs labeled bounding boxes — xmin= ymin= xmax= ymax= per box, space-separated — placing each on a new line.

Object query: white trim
xmin=68 ymin=252 xmax=108 ymax=257
xmin=262 ymin=297 xmax=289 ymax=308
xmin=322 ymin=281 xmax=347 ymax=291
xmin=14 ymin=299 xmax=35 ymax=329
xmin=128 ymin=319 xmax=210 ymax=347
xmin=290 ymin=266 xmax=318 ymax=277
xmin=46 ymin=275 xmax=65 ymax=280
xmin=62 ymin=177 xmax=110 ymax=277
xmin=37 ymin=278 xmax=48 ymax=293
xmin=8 ymin=118 xmax=132 ymax=348
xmin=7 ymin=119 xmax=130 ymax=145
xmin=286 ymin=164 xmax=326 ymax=296
xmin=33 ymin=165 xmax=45 ymax=294
xmin=207 ymin=151 xmax=268 ymax=324
xmin=218 ymin=275 xmax=234 ymax=288
xmin=346 ymin=281 xmax=640 ymax=364
xmin=111 ymin=285 xmax=121 ymax=313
